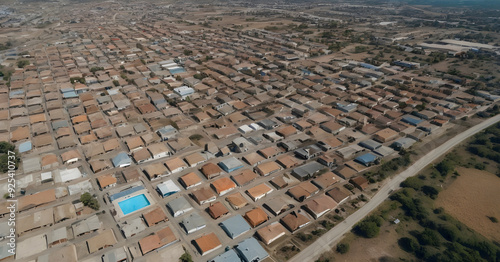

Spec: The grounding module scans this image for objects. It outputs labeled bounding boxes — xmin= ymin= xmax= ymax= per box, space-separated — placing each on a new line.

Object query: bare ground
xmin=435 ymin=167 xmax=500 ymax=243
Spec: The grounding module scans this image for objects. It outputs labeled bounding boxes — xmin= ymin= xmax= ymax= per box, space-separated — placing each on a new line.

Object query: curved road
xmin=289 ymin=114 xmax=500 ymax=262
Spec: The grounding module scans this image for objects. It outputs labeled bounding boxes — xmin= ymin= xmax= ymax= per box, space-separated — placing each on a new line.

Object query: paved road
xmin=289 ymin=114 xmax=500 ymax=262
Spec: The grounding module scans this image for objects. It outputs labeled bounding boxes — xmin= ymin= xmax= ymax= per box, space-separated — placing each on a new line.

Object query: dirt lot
xmin=435 ymin=167 xmax=500 ymax=243
xmin=330 ymin=223 xmax=412 ymax=262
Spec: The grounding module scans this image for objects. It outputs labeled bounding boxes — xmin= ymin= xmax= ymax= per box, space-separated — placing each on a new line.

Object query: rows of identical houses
xmin=0 ymin=2 xmax=496 ymax=262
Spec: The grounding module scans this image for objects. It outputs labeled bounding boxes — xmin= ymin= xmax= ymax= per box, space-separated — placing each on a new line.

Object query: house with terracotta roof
xmin=276 ymin=154 xmax=301 ymax=169
xmin=200 ymin=162 xmax=223 ymax=179
xmin=255 ymin=161 xmax=282 ymax=176
xmin=184 ymin=152 xmax=207 ymax=167
xmin=147 ymin=143 xmax=171 ymax=159
xmin=244 ymin=207 xmax=269 ymax=228
xmin=207 ymin=202 xmax=229 ymax=219
xmin=86 ymin=229 xmax=117 ymax=253
xmin=225 ymin=193 xmax=248 ymax=210
xmin=193 ymin=233 xmax=222 ymax=256
xmin=231 ymin=169 xmax=258 ymax=187
xmin=320 ymin=120 xmax=345 ymax=134
xmin=61 ymin=150 xmax=81 ymax=165
xmin=258 ymin=146 xmax=284 ymax=159
xmin=142 ymin=162 xmax=168 ymax=180
xmin=18 ymin=189 xmax=57 ymax=211
xmin=125 ymin=136 xmax=144 ymax=152
xmin=280 ymin=211 xmax=311 ymax=232
xmin=256 ymin=222 xmax=287 ymax=245
xmin=276 ymin=125 xmax=298 ymax=138
xmin=97 ymin=174 xmax=117 ymax=189
xmin=138 ymin=226 xmax=177 ymax=255
xmin=164 ymin=157 xmax=187 ymax=174
xmin=132 ymin=148 xmax=152 ymax=163
xmin=211 ymin=177 xmax=237 ymax=196
xmin=246 ymin=183 xmax=274 ymax=202
xmin=143 ymin=207 xmax=168 ymax=227
xmin=191 ymin=187 xmax=217 ymax=205
xmin=303 ymin=195 xmax=338 ymax=219
xmin=179 ymin=172 xmax=202 ymax=189
xmin=242 ymin=152 xmax=265 ymax=167
xmin=350 ymin=176 xmax=369 ymax=191
xmin=326 ymin=187 xmax=350 ymax=205
xmin=373 ymin=127 xmax=399 ymax=143
xmin=287 ymin=182 xmax=319 ymax=202
xmin=312 ymin=171 xmax=339 ymax=190
xmin=103 ymin=138 xmax=120 ymax=152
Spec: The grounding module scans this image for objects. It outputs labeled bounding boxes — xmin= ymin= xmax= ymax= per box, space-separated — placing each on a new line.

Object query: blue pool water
xmin=118 ymin=194 xmax=151 ymax=215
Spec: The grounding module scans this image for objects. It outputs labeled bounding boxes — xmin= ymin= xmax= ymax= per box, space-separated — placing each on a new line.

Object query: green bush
xmin=17 ymin=60 xmax=30 ymax=68
xmin=179 ymin=251 xmax=193 ymax=262
xmin=417 ymin=229 xmax=441 ymax=247
xmin=337 ymin=243 xmax=350 ymax=254
xmin=354 ymin=215 xmax=383 ymax=238
xmin=437 ymin=224 xmax=459 ymax=242
xmin=398 ymin=237 xmax=419 ymax=253
xmin=401 ymin=176 xmax=424 ymax=190
xmin=488 ymin=216 xmax=498 ymax=223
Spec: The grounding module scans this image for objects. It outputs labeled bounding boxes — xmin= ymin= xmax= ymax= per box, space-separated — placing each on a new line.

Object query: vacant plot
xmin=436 ymin=167 xmax=500 ymax=242
xmin=330 ymin=224 xmax=412 ymax=262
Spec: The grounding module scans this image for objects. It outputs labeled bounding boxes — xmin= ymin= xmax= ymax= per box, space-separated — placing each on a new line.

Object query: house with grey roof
xmin=235 ymin=237 xmax=269 ymax=262
xmin=181 ymin=212 xmax=206 ymax=234
xmin=208 ymin=249 xmax=240 ymax=262
xmin=219 ymin=214 xmax=251 ymax=239
xmin=112 ymin=152 xmax=132 ymax=168
xmin=167 ymin=197 xmax=194 ymax=217
xmin=291 ymin=162 xmax=324 ymax=180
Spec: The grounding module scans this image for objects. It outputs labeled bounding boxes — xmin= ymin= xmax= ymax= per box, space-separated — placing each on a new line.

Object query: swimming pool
xmin=118 ymin=194 xmax=151 ymax=215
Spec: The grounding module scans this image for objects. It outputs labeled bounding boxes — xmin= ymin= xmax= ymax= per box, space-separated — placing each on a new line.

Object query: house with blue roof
xmin=157 ymin=125 xmax=178 ymax=141
xmin=235 ymin=237 xmax=269 ymax=262
xmin=112 ymin=152 xmax=132 ymax=168
xmin=401 ymin=115 xmax=423 ymax=126
xmin=208 ymin=249 xmax=241 ymax=262
xmin=157 ymin=180 xmax=181 ymax=197
xmin=18 ymin=141 xmax=32 ymax=153
xmin=355 ymin=153 xmax=379 ymax=167
xmin=218 ymin=157 xmax=244 ymax=173
xmin=219 ymin=215 xmax=251 ymax=239
xmin=336 ymin=103 xmax=357 ymax=113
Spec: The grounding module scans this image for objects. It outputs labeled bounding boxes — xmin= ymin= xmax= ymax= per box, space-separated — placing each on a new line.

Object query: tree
xmin=435 ymin=159 xmax=455 ymax=176
xmin=183 ymin=49 xmax=193 ymax=56
xmin=17 ymin=60 xmax=30 ymax=68
xmin=401 ymin=176 xmax=424 ymax=190
xmin=0 ymin=142 xmax=19 ymax=173
xmin=90 ymin=67 xmax=104 ymax=73
xmin=80 ymin=192 xmax=100 ymax=210
xmin=398 ymin=237 xmax=419 ymax=253
xmin=417 ymin=229 xmax=441 ymax=247
xmin=337 ymin=243 xmax=350 ymax=254
xmin=0 ymin=142 xmax=15 ymax=153
xmin=422 ymin=185 xmax=440 ymax=199
xmin=355 ymin=221 xmax=380 ymax=238
xmin=437 ymin=224 xmax=459 ymax=241
xmin=179 ymin=250 xmax=193 ymax=262
xmin=80 ymin=192 xmax=92 ymax=205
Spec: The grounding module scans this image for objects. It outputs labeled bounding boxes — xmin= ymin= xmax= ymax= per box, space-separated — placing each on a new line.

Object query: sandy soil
xmin=435 ymin=167 xmax=500 ymax=243
xmin=333 ymin=225 xmax=411 ymax=262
